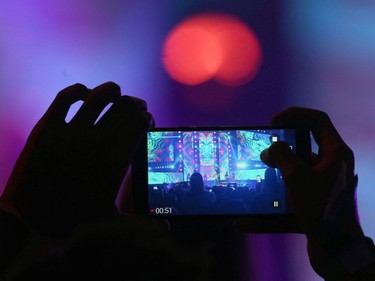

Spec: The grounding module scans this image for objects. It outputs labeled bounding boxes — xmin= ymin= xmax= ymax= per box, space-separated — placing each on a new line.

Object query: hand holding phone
xmin=236 ymin=107 xmax=361 ymax=236
xmin=0 ymin=82 xmax=152 ymax=237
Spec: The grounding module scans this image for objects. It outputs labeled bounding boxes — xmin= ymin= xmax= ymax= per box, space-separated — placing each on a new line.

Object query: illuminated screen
xmin=146 ymin=128 xmax=296 ymax=216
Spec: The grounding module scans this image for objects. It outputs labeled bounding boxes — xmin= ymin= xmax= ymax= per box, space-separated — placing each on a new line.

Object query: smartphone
xmin=131 ymin=126 xmax=311 ymax=217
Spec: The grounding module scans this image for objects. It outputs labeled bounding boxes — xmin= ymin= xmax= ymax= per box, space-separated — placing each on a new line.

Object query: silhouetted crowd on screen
xmin=149 ymin=168 xmax=285 ymax=215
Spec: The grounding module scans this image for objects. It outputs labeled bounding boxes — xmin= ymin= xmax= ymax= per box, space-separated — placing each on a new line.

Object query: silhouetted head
xmin=189 ymin=172 xmax=204 ymax=192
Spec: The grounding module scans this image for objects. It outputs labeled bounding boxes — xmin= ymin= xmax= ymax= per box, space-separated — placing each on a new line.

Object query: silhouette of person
xmin=247 ymin=167 xmax=282 ymax=213
xmin=180 ymin=172 xmax=215 ymax=215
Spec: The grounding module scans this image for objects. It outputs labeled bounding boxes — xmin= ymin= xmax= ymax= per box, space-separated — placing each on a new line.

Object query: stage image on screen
xmin=147 ymin=129 xmax=296 ymax=216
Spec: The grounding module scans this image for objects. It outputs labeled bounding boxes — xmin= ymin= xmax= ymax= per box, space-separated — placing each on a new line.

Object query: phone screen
xmin=132 ymin=127 xmax=310 ymax=217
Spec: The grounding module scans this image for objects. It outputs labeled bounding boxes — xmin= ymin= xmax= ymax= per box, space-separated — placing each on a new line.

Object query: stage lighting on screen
xmin=236 ymin=162 xmax=248 ymax=169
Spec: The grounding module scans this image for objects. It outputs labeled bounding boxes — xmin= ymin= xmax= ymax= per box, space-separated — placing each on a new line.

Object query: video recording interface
xmin=146 ymin=128 xmax=296 ymax=216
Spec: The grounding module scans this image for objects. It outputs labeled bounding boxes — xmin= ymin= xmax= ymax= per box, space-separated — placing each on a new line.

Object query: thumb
xmin=261 ymin=141 xmax=306 ymax=179
xmin=262 ymin=141 xmax=320 ymax=233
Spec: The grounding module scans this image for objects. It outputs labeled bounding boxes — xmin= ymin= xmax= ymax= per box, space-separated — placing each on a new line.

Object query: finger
xmin=260 ymin=141 xmax=315 ymax=211
xmin=70 ymin=82 xmax=121 ymax=126
xmin=271 ymin=107 xmax=353 ymax=173
xmin=261 ymin=141 xmax=306 ymax=179
xmin=110 ymin=110 xmax=153 ymax=166
xmin=95 ymin=95 xmax=150 ymax=130
xmin=91 ymin=111 xmax=152 ymax=209
xmin=42 ymin=83 xmax=89 ymax=124
xmin=271 ymin=107 xmax=341 ymax=148
xmin=93 ymin=96 xmax=152 ymax=200
xmin=96 ymin=95 xmax=152 ymax=156
xmin=261 ymin=141 xmax=332 ymax=232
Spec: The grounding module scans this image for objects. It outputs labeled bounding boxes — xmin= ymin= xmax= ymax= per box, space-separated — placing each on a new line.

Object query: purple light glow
xmin=282 ymin=0 xmax=375 ymax=242
xmin=0 ymin=0 xmax=171 ymax=191
xmin=247 ymin=234 xmax=319 ymax=281
xmin=3 ymin=1 xmax=372 ymax=281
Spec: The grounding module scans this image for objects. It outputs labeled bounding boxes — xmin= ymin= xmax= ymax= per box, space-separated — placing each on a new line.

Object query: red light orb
xmin=163 ymin=25 xmax=222 ymax=85
xmin=162 ymin=13 xmax=262 ymax=86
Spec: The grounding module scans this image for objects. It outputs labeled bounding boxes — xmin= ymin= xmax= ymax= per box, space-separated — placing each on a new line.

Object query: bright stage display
xmin=147 ymin=129 xmax=282 ymax=185
xmin=145 ymin=128 xmax=297 ymax=216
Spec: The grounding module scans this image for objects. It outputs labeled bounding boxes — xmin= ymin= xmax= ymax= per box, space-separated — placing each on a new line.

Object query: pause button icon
xmin=273 ymin=200 xmax=279 ymax=208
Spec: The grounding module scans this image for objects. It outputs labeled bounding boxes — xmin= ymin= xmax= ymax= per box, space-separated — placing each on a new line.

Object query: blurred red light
xmin=162 ymin=13 xmax=262 ymax=86
xmin=163 ymin=25 xmax=222 ymax=85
